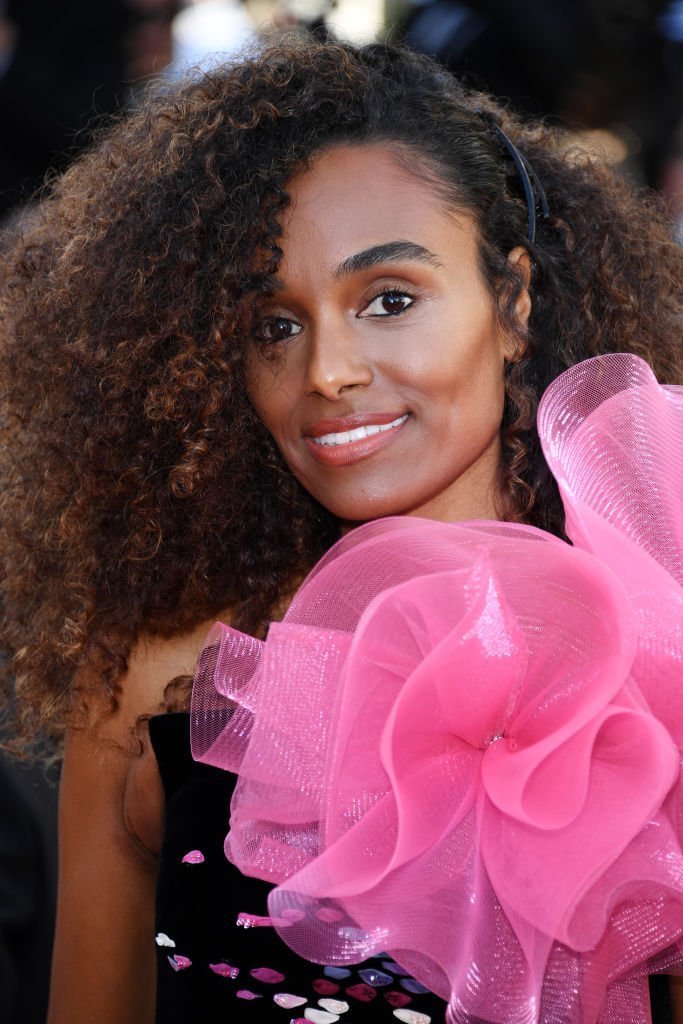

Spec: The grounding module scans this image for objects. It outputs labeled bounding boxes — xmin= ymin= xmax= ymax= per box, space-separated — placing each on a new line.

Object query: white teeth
xmin=311 ymin=415 xmax=407 ymax=447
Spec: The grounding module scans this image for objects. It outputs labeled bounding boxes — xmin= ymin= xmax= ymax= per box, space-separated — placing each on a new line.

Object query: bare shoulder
xmin=122 ymin=615 xmax=232 ymax=851
xmin=94 ymin=611 xmax=233 ymax=742
xmin=48 ymin=611 xmax=231 ymax=1024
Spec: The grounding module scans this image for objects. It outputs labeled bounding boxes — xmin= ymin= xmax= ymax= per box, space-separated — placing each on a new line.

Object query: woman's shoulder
xmin=78 ymin=610 xmax=233 ymax=739
xmin=64 ymin=611 xmax=233 ymax=855
xmin=126 ymin=613 xmax=234 ymax=720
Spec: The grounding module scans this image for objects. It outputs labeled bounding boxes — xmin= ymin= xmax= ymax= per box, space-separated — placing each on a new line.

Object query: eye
xmin=257 ymin=316 xmax=303 ymax=344
xmin=360 ymin=289 xmax=415 ymax=318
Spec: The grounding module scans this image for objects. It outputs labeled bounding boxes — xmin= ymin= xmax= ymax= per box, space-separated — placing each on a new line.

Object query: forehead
xmin=279 ymin=144 xmax=475 ymax=275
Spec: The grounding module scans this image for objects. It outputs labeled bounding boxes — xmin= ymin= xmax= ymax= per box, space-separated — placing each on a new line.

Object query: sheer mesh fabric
xmin=192 ymin=354 xmax=683 ymax=1023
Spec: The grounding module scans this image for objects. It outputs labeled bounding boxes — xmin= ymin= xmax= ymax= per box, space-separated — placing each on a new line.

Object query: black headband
xmin=479 ymin=115 xmax=550 ymax=244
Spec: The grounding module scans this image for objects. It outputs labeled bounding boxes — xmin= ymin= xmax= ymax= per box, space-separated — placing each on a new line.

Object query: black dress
xmin=150 ymin=713 xmax=674 ymax=1024
xmin=150 ymin=712 xmax=449 ymax=1024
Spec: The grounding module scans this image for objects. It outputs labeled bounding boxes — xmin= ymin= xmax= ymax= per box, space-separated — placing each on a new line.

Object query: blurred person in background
xmin=0 ymin=0 xmax=177 ymax=223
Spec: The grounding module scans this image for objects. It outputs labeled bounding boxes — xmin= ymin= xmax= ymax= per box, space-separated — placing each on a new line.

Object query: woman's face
xmin=246 ymin=144 xmax=530 ymax=525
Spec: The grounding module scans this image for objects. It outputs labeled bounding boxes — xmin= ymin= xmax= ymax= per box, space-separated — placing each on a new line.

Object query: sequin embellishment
xmin=250 ymin=967 xmax=286 ymax=984
xmin=346 ymin=983 xmax=377 ymax=1002
xmin=323 ymin=966 xmax=351 ymax=980
xmin=155 ymin=932 xmax=176 ymax=947
xmin=313 ymin=980 xmax=340 ymax=995
xmin=181 ymin=849 xmax=205 ymax=864
xmin=304 ymin=1010 xmax=340 ymax=1023
xmin=236 ymin=989 xmax=262 ymax=1000
xmin=209 ymin=962 xmax=239 ymax=978
xmin=318 ymin=998 xmax=349 ymax=1013
xmin=358 ymin=968 xmax=393 ymax=986
xmin=385 ymin=991 xmax=412 ymax=1008
xmin=393 ymin=1010 xmax=432 ymax=1023
xmin=273 ymin=993 xmax=307 ymax=1008
xmin=167 ymin=954 xmax=192 ymax=971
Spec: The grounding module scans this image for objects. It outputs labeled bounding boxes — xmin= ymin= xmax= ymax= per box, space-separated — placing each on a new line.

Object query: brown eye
xmin=362 ymin=290 xmax=415 ymax=318
xmin=259 ymin=317 xmax=302 ymax=344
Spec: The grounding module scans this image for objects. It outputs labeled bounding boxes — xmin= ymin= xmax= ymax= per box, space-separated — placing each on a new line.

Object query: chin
xmin=322 ymin=495 xmax=414 ymax=524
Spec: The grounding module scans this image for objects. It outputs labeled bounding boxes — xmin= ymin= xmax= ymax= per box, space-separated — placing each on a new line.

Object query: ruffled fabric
xmin=191 ymin=353 xmax=683 ymax=1023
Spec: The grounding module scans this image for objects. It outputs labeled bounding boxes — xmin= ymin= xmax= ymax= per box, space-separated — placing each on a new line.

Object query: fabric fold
xmin=192 ymin=353 xmax=683 ymax=1023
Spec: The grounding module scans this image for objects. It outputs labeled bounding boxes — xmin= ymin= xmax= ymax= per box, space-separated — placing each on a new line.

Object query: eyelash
xmin=255 ymin=284 xmax=417 ymax=346
xmin=361 ymin=285 xmax=417 ymax=318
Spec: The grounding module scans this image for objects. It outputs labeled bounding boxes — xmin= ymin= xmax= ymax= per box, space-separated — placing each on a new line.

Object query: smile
xmin=310 ymin=415 xmax=408 ymax=447
xmin=303 ymin=413 xmax=409 ymax=467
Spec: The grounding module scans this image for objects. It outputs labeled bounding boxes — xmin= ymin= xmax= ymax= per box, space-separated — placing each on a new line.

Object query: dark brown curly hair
xmin=1 ymin=39 xmax=681 ymax=745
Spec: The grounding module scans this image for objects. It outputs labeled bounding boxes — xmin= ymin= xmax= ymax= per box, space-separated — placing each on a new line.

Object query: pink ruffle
xmin=191 ymin=354 xmax=683 ymax=1023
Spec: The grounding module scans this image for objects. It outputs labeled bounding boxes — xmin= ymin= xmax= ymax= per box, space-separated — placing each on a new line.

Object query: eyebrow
xmin=333 ymin=241 xmax=442 ymax=279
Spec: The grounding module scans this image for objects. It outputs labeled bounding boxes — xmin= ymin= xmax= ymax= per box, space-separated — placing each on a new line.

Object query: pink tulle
xmin=191 ymin=353 xmax=683 ymax=1023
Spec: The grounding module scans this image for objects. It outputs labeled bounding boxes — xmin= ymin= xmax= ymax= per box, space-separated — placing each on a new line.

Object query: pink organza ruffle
xmin=191 ymin=353 xmax=683 ymax=1023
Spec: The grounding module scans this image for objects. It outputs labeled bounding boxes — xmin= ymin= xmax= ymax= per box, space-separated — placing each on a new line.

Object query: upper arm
xmin=48 ymin=620 xmax=222 ymax=1024
xmin=48 ymin=724 xmax=159 ymax=1024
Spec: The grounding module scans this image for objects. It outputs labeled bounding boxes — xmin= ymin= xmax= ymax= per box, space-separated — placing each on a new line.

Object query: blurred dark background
xmin=0 ymin=1 xmax=681 ymax=225
xmin=0 ymin=0 xmax=177 ymax=221
xmin=394 ymin=0 xmax=683 ymax=228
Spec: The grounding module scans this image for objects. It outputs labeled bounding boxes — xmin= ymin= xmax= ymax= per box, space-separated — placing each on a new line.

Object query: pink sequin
xmin=209 ymin=962 xmax=239 ymax=978
xmin=236 ymin=990 xmax=262 ymax=1000
xmin=167 ymin=954 xmax=192 ymax=972
xmin=181 ymin=849 xmax=205 ymax=864
xmin=385 ymin=991 xmax=412 ymax=1008
xmin=250 ymin=967 xmax=286 ymax=984
xmin=345 ymin=983 xmax=377 ymax=1002
xmin=312 ymin=980 xmax=340 ymax=995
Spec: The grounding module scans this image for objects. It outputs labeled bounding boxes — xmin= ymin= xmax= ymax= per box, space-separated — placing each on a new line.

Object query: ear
xmin=499 ymin=246 xmax=532 ymax=364
xmin=507 ymin=245 xmax=532 ymax=331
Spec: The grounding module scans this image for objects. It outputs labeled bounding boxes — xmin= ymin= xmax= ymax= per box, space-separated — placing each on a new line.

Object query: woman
xmin=0 ymin=39 xmax=681 ymax=1024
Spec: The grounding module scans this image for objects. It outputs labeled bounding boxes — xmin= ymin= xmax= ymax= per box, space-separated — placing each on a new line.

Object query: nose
xmin=304 ymin=322 xmax=373 ymax=400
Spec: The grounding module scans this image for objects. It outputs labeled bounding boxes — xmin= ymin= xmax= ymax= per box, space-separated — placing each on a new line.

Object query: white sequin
xmin=305 ymin=1009 xmax=340 ymax=1023
xmin=393 ymin=1010 xmax=432 ymax=1024
xmin=273 ymin=993 xmax=307 ymax=1009
xmin=318 ymin=999 xmax=350 ymax=1014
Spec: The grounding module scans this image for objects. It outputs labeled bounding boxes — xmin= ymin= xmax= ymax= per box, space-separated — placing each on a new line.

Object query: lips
xmin=303 ymin=413 xmax=409 ymax=467
xmin=310 ymin=414 xmax=408 ymax=447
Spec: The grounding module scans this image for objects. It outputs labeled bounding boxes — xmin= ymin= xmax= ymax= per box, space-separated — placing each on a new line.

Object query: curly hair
xmin=1 ymin=39 xmax=681 ymax=745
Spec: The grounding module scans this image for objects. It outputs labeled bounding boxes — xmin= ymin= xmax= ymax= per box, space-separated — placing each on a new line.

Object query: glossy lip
xmin=303 ymin=413 xmax=409 ymax=467
xmin=302 ymin=411 xmax=408 ymax=438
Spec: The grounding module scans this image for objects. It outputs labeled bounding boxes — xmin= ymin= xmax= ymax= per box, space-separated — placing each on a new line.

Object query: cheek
xmin=245 ymin=357 xmax=289 ymax=437
xmin=400 ymin=330 xmax=505 ymax=411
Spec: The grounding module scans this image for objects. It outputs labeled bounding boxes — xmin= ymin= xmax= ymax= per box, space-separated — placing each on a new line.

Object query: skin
xmin=247 ymin=144 xmax=531 ymax=526
xmin=48 ymin=620 xmax=222 ymax=1024
xmin=48 ymin=143 xmax=681 ymax=1023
